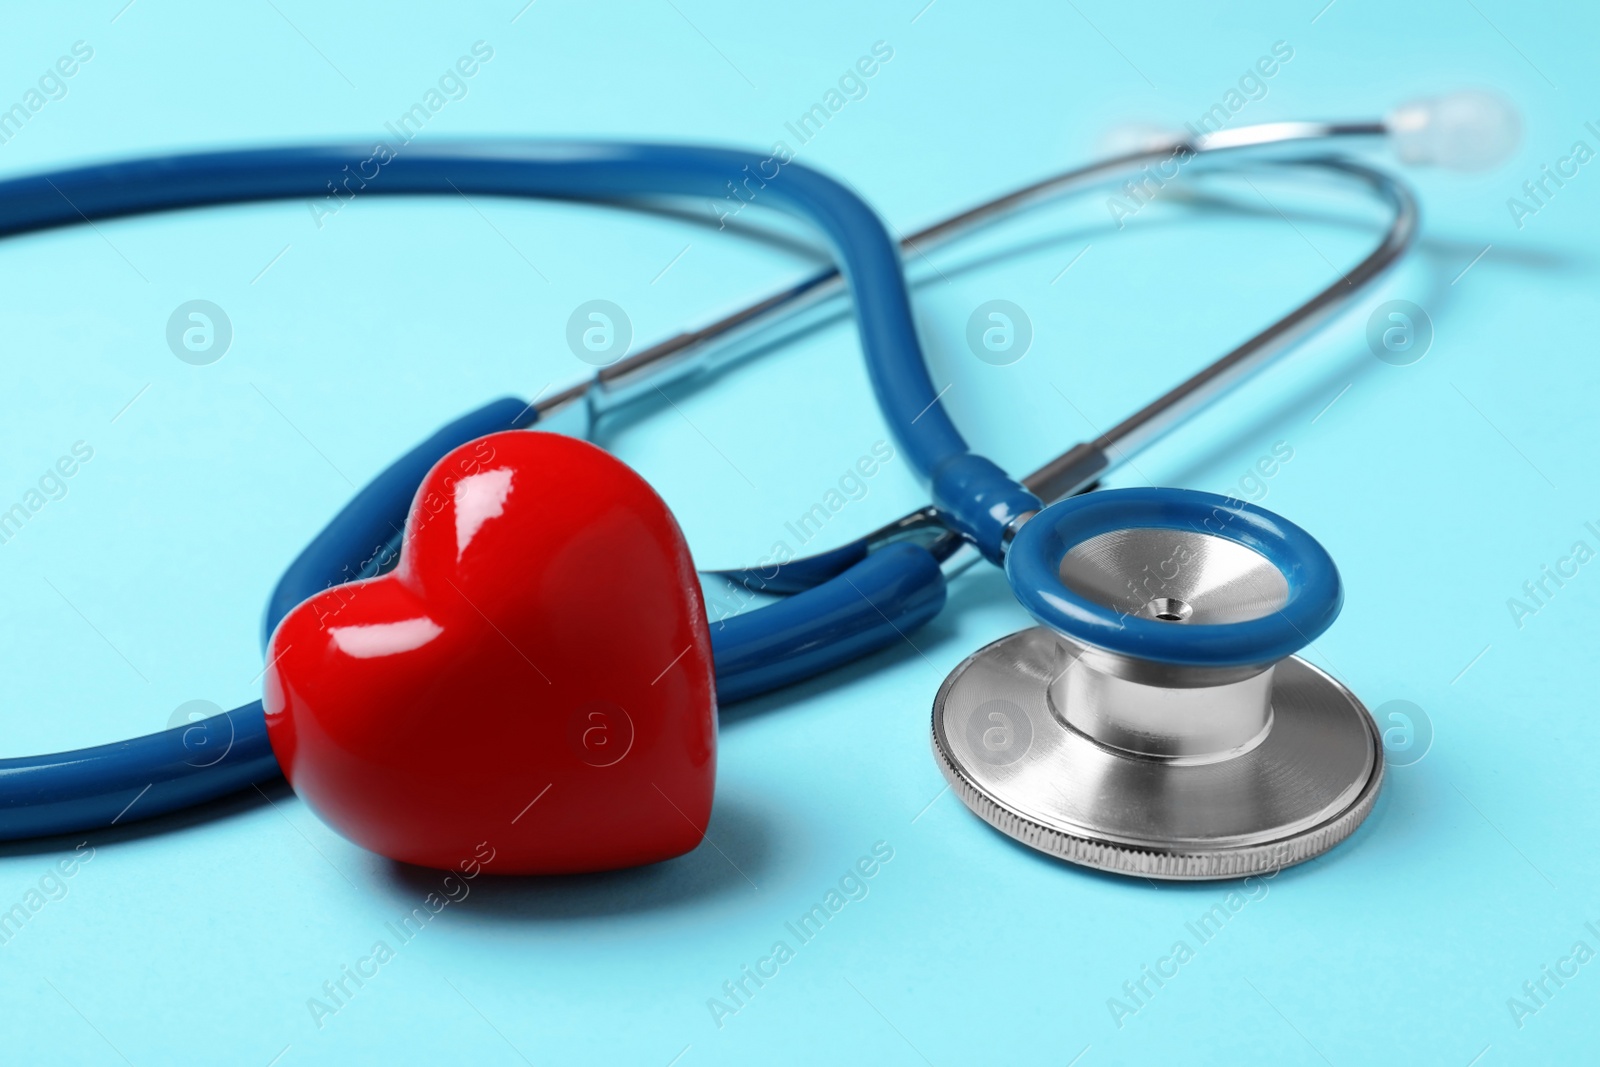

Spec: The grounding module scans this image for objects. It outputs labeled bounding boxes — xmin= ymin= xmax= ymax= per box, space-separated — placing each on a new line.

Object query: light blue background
xmin=0 ymin=1 xmax=1595 ymax=1064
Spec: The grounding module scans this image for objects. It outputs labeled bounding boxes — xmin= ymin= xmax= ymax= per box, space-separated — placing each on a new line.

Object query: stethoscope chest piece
xmin=932 ymin=488 xmax=1383 ymax=880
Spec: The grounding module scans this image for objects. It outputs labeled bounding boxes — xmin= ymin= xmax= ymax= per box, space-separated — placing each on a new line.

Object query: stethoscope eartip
xmin=934 ymin=488 xmax=1381 ymax=880
xmin=1387 ymin=89 xmax=1522 ymax=172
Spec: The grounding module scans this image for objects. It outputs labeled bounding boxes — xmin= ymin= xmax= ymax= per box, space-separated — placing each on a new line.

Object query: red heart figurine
xmin=262 ymin=430 xmax=717 ymax=874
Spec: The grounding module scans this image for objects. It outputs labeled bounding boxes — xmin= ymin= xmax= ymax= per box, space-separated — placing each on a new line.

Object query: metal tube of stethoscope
xmin=1025 ymin=157 xmax=1418 ymax=504
xmin=537 ymin=87 xmax=1523 ymax=446
xmin=531 ymin=119 xmax=1396 ymax=439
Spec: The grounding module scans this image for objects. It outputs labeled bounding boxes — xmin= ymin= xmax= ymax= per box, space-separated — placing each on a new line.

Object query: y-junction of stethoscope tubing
xmin=648 ymin=129 xmax=1417 ymax=589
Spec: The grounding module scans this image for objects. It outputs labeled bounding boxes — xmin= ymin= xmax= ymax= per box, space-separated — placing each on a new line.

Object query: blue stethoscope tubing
xmin=0 ymin=141 xmax=1032 ymax=842
xmin=0 ymin=128 xmax=1423 ymax=844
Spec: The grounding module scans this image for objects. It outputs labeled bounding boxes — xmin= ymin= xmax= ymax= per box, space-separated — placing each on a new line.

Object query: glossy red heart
xmin=262 ymin=430 xmax=716 ymax=874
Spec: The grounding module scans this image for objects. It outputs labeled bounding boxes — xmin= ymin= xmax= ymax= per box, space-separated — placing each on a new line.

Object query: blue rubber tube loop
xmin=709 ymin=543 xmax=947 ymax=704
xmin=704 ymin=538 xmax=871 ymax=595
xmin=0 ymin=702 xmax=279 ymax=842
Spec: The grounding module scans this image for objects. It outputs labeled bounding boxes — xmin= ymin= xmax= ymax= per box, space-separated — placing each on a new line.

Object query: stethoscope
xmin=0 ymin=91 xmax=1518 ymax=881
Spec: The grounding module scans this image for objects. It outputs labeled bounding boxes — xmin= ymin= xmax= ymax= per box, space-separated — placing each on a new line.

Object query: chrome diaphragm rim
xmin=931 ymin=627 xmax=1384 ymax=881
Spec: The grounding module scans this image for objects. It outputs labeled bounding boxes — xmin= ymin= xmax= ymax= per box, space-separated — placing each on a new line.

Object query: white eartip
xmin=1387 ymin=90 xmax=1522 ymax=171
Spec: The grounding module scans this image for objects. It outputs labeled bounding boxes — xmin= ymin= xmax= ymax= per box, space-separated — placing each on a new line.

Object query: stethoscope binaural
xmin=0 ymin=91 xmax=1520 ymax=879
